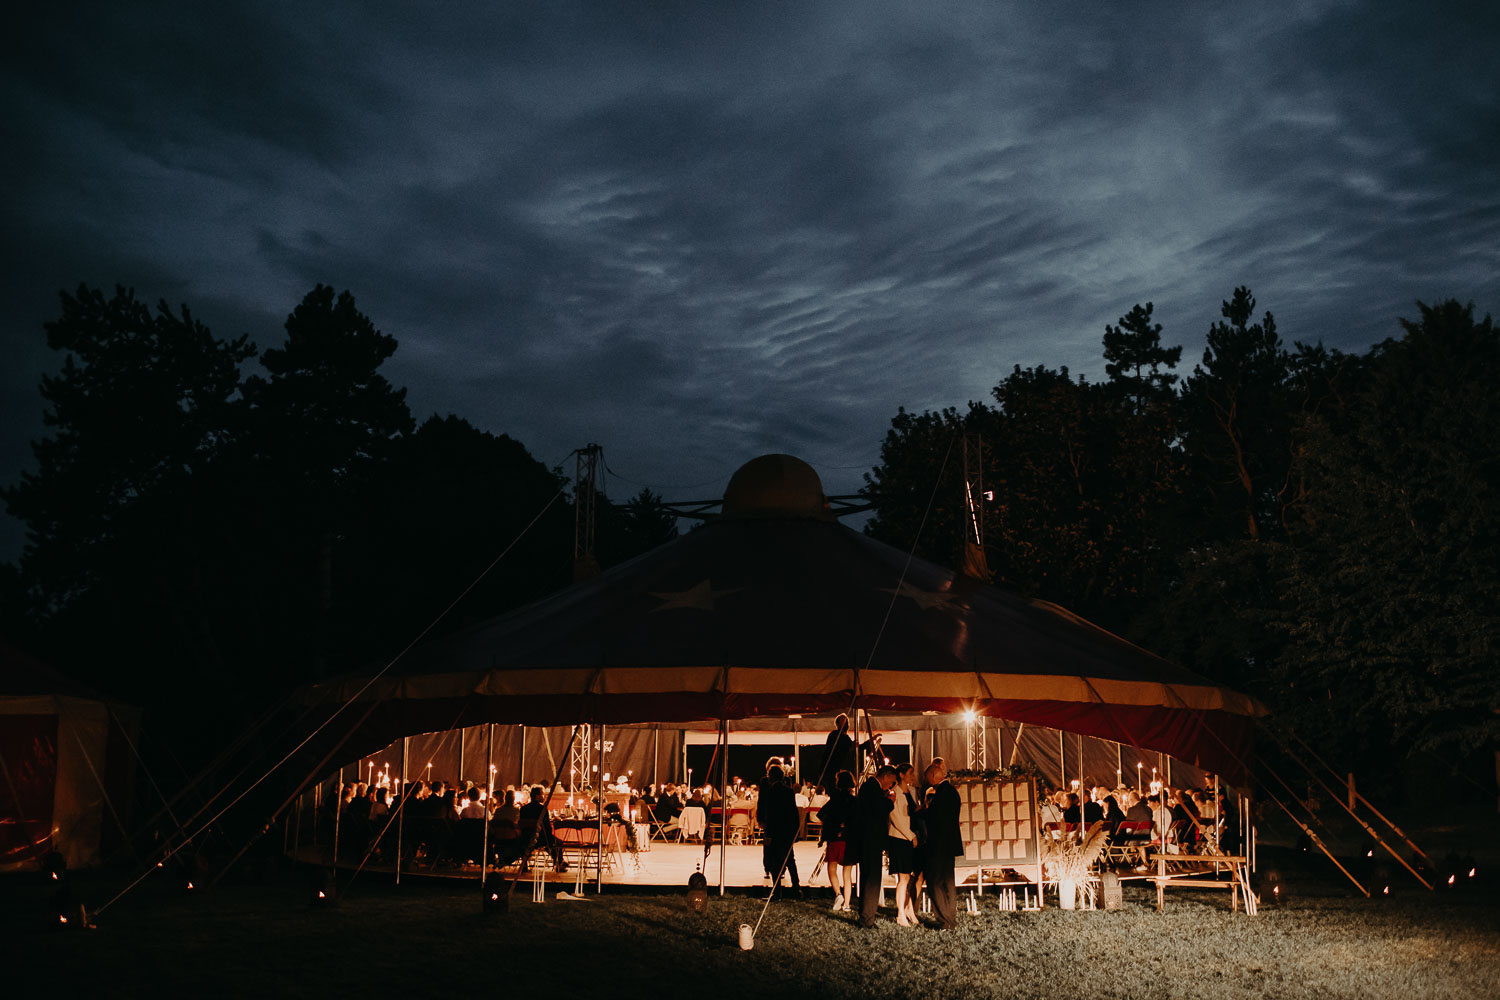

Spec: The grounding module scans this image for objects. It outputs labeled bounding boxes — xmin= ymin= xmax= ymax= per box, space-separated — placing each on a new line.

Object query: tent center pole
xmin=396 ymin=738 xmax=408 ymax=886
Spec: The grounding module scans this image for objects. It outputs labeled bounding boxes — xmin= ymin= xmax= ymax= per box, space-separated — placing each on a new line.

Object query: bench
xmin=1152 ymin=853 xmax=1251 ymax=913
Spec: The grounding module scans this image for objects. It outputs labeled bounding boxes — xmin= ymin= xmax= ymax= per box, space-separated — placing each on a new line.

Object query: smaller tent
xmin=0 ymin=643 xmax=138 ymax=872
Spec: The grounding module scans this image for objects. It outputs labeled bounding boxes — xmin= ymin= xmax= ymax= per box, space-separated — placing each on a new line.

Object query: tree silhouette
xmin=238 ymin=285 xmax=415 ymax=676
xmin=1102 ymin=301 xmax=1182 ymax=411
xmin=1180 ymin=287 xmax=1291 ymax=542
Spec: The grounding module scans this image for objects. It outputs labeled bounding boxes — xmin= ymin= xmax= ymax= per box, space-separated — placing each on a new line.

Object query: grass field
xmin=7 ymin=846 xmax=1499 ymax=1000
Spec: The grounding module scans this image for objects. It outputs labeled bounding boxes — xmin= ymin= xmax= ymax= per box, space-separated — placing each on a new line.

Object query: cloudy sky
xmin=4 ymin=1 xmax=1497 ymax=560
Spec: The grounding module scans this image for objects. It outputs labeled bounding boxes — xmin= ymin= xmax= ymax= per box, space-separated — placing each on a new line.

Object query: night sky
xmin=4 ymin=2 xmax=1498 ymax=560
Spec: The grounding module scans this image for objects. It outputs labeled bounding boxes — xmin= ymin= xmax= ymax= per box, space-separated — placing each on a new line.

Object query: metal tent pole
xmin=719 ymin=717 xmax=729 ymax=896
xmin=793 ymin=717 xmax=800 ymax=784
xmin=396 ymin=738 xmax=408 ymax=885
xmin=332 ymin=766 xmax=344 ymax=869
xmin=1058 ymin=729 xmax=1066 ymax=796
xmin=1077 ymin=733 xmax=1084 ymax=843
xmin=481 ymin=724 xmax=494 ymax=886
xmin=518 ymin=725 xmax=526 ymax=788
xmin=597 ymin=723 xmax=606 ymax=893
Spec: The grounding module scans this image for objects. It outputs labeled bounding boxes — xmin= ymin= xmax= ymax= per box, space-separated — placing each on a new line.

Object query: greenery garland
xmin=947 ymin=763 xmax=1042 ymax=782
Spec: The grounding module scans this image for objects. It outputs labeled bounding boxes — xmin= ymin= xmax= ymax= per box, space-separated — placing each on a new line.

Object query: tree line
xmin=3 ymin=282 xmax=1495 ymax=792
xmin=0 ymin=284 xmax=675 ymax=763
xmin=864 ymin=290 xmax=1498 ymax=790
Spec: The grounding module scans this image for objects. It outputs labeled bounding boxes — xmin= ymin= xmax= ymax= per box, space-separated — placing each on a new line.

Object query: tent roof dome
xmin=721 ymin=454 xmax=832 ymax=520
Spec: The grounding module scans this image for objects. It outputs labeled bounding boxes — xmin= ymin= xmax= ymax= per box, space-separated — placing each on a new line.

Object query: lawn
xmin=7 ymin=850 xmax=1498 ymax=999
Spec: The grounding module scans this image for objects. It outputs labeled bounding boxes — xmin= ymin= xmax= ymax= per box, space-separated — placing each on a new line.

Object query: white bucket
xmin=738 ymin=923 xmax=755 ymax=950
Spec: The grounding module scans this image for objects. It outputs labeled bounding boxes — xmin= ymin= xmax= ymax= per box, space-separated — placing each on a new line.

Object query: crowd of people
xmin=1036 ymin=779 xmax=1238 ymax=856
xmin=319 ymin=716 xmax=1232 ymax=929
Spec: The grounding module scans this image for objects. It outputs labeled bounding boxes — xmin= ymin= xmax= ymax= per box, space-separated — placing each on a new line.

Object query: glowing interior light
xmin=317 ymin=890 xmax=326 ymax=899
xmin=59 ymin=915 xmax=68 ymax=924
xmin=186 ymin=882 xmax=194 ymax=890
xmin=961 ymin=709 xmax=977 ymax=724
xmin=1448 ymin=875 xmax=1456 ymax=885
xmin=1470 ymin=868 xmax=1477 ymax=878
xmin=1382 ymin=886 xmax=1390 ymax=895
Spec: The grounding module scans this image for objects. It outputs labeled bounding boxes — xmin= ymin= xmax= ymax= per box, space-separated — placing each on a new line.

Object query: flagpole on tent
xmin=396 ymin=737 xmax=408 ymax=885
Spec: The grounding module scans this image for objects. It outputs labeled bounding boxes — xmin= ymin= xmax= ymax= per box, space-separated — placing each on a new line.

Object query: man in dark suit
xmin=921 ymin=758 xmax=964 ymax=931
xmin=855 ymin=764 xmax=898 ymax=927
xmin=760 ymin=764 xmax=801 ymax=898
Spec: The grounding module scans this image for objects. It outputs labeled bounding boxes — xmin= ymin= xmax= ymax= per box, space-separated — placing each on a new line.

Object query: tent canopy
xmin=297 ymin=455 xmax=1265 ymax=783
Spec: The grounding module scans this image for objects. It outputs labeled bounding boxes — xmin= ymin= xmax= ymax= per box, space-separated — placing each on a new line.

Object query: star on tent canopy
xmin=648 ymin=579 xmax=742 ymax=613
xmin=881 ymin=580 xmax=959 ymax=611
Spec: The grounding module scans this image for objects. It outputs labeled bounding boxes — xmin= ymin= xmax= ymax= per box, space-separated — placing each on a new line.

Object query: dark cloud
xmin=4 ymin=1 xmax=1498 ymax=559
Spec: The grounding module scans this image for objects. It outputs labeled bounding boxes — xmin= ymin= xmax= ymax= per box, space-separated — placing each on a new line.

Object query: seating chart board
xmin=954 ymin=778 xmax=1039 ymax=869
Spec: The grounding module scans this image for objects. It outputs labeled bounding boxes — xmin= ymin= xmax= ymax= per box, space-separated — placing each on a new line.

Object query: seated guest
xmin=656 ymin=783 xmax=682 ymax=821
xmin=494 ymin=790 xmax=521 ymax=829
xmin=517 ymin=785 xmax=566 ymax=871
xmin=1101 ymin=794 xmax=1126 ymax=828
xmin=1039 ymin=793 xmax=1064 ymax=825
xmin=1125 ymin=791 xmax=1153 ymax=823
xmin=1061 ymin=793 xmax=1081 ymax=824
xmin=1083 ymin=794 xmax=1104 ymax=824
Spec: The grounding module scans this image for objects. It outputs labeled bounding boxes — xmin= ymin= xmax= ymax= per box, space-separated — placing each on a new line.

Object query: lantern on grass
xmin=1258 ymin=869 xmax=1288 ymax=907
xmin=308 ymin=868 xmax=338 ymax=908
xmin=483 ymin=873 xmax=509 ymax=914
xmin=1100 ymin=870 xmax=1123 ymax=911
xmin=1371 ymin=864 xmax=1393 ymax=901
xmin=686 ymin=871 xmax=708 ymax=913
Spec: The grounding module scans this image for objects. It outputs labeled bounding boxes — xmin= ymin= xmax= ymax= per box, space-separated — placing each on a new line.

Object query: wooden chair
xmin=727 ymin=808 xmax=752 ymax=845
xmin=1106 ymin=820 xmax=1154 ymax=867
